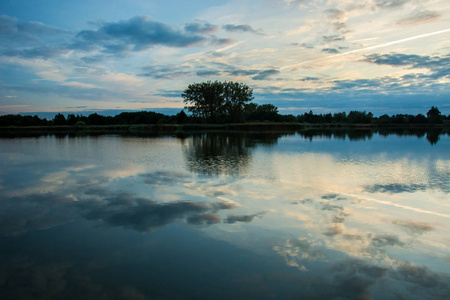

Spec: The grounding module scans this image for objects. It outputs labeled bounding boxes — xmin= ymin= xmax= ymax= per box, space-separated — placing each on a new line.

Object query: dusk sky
xmin=1 ymin=0 xmax=449 ymax=117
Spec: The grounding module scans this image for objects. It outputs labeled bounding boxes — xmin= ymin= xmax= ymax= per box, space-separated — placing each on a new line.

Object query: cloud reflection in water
xmin=77 ymin=189 xmax=233 ymax=232
xmin=0 ymin=132 xmax=449 ymax=299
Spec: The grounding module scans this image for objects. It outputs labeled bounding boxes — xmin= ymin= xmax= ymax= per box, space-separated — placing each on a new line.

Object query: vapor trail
xmin=340 ymin=28 xmax=450 ymax=55
xmin=281 ymin=28 xmax=450 ymax=70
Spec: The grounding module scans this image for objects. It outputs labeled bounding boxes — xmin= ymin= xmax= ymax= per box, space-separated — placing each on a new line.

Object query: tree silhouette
xmin=245 ymin=103 xmax=280 ymax=122
xmin=427 ymin=106 xmax=442 ymax=124
xmin=176 ymin=110 xmax=189 ymax=124
xmin=182 ymin=81 xmax=253 ymax=123
xmin=53 ymin=113 xmax=67 ymax=125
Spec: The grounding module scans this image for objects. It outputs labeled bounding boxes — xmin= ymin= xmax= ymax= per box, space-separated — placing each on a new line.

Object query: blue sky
xmin=1 ymin=0 xmax=449 ymax=117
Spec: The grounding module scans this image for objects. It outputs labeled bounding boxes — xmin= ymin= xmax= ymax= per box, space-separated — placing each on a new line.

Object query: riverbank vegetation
xmin=0 ymin=105 xmax=448 ymax=128
xmin=0 ymin=80 xmax=448 ymax=128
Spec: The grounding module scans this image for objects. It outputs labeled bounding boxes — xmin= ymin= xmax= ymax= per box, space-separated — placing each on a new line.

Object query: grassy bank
xmin=0 ymin=122 xmax=448 ymax=136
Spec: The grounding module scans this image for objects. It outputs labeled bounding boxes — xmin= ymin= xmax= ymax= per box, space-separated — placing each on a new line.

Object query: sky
xmin=0 ymin=0 xmax=449 ymax=117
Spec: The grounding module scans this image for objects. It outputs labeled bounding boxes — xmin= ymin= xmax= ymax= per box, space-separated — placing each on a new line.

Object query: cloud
xmin=321 ymin=193 xmax=340 ymax=199
xmin=332 ymin=22 xmax=347 ymax=32
xmin=297 ymin=43 xmax=315 ymax=49
xmin=226 ymin=68 xmax=258 ymax=76
xmin=0 ymin=257 xmax=149 ymax=300
xmin=0 ymin=193 xmax=76 ymax=236
xmin=140 ymin=63 xmax=281 ymax=82
xmin=78 ymin=190 xmax=233 ymax=232
xmin=0 ymin=15 xmax=71 ymax=59
xmin=0 ymin=15 xmax=229 ymax=60
xmin=363 ymin=53 xmax=450 ymax=79
xmin=274 ymin=238 xmax=323 ymax=270
xmin=323 ymin=224 xmax=345 ymax=236
xmin=196 ymin=69 xmax=221 ymax=76
xmin=371 ymin=234 xmax=405 ymax=247
xmin=210 ymin=37 xmax=235 ymax=45
xmin=276 ymin=240 xmax=450 ymax=299
xmin=391 ymin=220 xmax=434 ymax=235
xmin=251 ymin=69 xmax=280 ymax=80
xmin=222 ymin=24 xmax=263 ymax=35
xmin=332 ymin=216 xmax=346 ymax=223
xmin=322 ymin=48 xmax=339 ymax=54
xmin=324 ymin=8 xmax=345 ymax=20
xmin=392 ymin=262 xmax=450 ymax=291
xmin=374 ymin=0 xmax=410 ymax=8
xmin=364 ymin=183 xmax=427 ymax=194
xmin=0 ymin=15 xmax=69 ymax=41
xmin=184 ymin=22 xmax=219 ymax=34
xmin=1 ymin=45 xmax=68 ymax=59
xmin=332 ymin=259 xmax=389 ymax=281
xmin=323 ymin=35 xmax=345 ymax=43
xmin=140 ymin=65 xmax=191 ymax=79
xmin=284 ymin=0 xmax=309 ymax=6
xmin=187 ymin=213 xmax=221 ymax=225
xmin=254 ymin=84 xmax=449 ymax=116
xmin=299 ymin=76 xmax=320 ymax=81
xmin=151 ymin=90 xmax=184 ymax=98
xmin=211 ymin=202 xmax=236 ymax=211
xmin=140 ymin=171 xmax=190 ymax=186
xmin=328 ymin=260 xmax=389 ymax=300
xmin=397 ymin=10 xmax=441 ymax=25
xmin=330 ymin=78 xmax=395 ymax=91
xmin=289 ymin=238 xmax=323 ymax=260
xmin=224 ymin=212 xmax=264 ymax=224
xmin=0 ymin=79 xmax=125 ymax=102
xmin=74 ymin=16 xmax=213 ymax=54
xmin=364 ymin=53 xmax=436 ymax=66
xmin=321 ymin=203 xmax=344 ymax=211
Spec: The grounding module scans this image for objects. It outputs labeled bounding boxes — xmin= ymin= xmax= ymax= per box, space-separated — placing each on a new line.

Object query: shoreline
xmin=0 ymin=122 xmax=448 ymax=136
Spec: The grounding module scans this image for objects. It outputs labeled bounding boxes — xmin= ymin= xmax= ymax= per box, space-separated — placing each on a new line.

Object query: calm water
xmin=0 ymin=131 xmax=449 ymax=299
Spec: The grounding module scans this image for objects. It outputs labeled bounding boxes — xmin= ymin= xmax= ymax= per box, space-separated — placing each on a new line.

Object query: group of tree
xmin=0 ymin=111 xmax=182 ymax=127
xmin=1 ymin=106 xmax=446 ymax=127
xmin=0 ymin=114 xmax=51 ymax=126
xmin=0 ymin=80 xmax=448 ymax=126
xmin=51 ymin=111 xmax=183 ymax=126
xmin=295 ymin=106 xmax=448 ymax=125
xmin=183 ymin=81 xmax=448 ymax=124
xmin=182 ymin=80 xmax=254 ymax=123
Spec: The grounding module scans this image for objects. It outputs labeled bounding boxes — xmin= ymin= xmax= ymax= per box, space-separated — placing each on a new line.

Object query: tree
xmin=244 ymin=102 xmax=281 ymax=122
xmin=243 ymin=102 xmax=258 ymax=121
xmin=176 ymin=110 xmax=189 ymax=124
xmin=53 ymin=113 xmax=67 ymax=125
xmin=88 ymin=113 xmax=107 ymax=125
xmin=253 ymin=104 xmax=279 ymax=122
xmin=427 ymin=106 xmax=442 ymax=124
xmin=347 ymin=111 xmax=373 ymax=124
xmin=182 ymin=81 xmax=253 ymax=123
xmin=114 ymin=111 xmax=164 ymax=124
xmin=67 ymin=114 xmax=77 ymax=125
xmin=222 ymin=81 xmax=254 ymax=122
xmin=333 ymin=112 xmax=347 ymax=123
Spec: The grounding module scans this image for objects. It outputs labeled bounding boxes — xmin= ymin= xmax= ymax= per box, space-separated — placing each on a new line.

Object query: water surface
xmin=0 ymin=131 xmax=449 ymax=299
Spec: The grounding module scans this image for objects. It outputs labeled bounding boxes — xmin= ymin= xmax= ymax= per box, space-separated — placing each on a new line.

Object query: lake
xmin=0 ymin=130 xmax=449 ymax=299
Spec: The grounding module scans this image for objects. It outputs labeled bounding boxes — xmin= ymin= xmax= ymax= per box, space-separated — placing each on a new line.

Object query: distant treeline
xmin=0 ymin=105 xmax=448 ymax=126
xmin=295 ymin=106 xmax=448 ymax=125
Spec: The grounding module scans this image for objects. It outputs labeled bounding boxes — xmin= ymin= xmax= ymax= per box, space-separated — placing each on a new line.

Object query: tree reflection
xmin=426 ymin=129 xmax=441 ymax=145
xmin=298 ymin=129 xmax=374 ymax=141
xmin=298 ymin=128 xmax=445 ymax=145
xmin=182 ymin=132 xmax=285 ymax=175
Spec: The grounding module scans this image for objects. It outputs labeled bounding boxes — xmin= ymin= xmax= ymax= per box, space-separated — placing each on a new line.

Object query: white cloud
xmin=62 ymin=81 xmax=98 ymax=89
xmin=37 ymin=70 xmax=68 ymax=82
xmin=1 ymin=0 xmax=449 ymax=115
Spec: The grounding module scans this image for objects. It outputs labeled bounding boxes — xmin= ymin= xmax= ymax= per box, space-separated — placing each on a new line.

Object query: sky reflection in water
xmin=0 ymin=131 xmax=449 ymax=299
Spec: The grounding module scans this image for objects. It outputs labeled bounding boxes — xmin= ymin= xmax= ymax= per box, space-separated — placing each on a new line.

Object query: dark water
xmin=0 ymin=131 xmax=449 ymax=299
